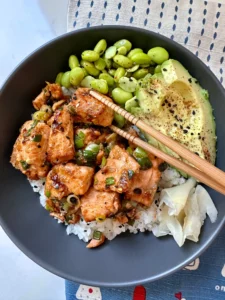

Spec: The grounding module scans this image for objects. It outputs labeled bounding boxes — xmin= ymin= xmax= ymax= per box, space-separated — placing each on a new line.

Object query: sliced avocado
xmin=133 ymin=59 xmax=216 ymax=167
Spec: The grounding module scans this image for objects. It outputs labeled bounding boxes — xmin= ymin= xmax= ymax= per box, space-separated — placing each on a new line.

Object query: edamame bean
xmin=61 ymin=71 xmax=71 ymax=88
xmin=127 ymin=48 xmax=143 ymax=58
xmin=114 ymin=112 xmax=125 ymax=128
xmin=103 ymin=56 xmax=112 ymax=69
xmin=80 ymin=75 xmax=95 ymax=88
xmin=114 ymin=39 xmax=132 ymax=52
xmin=114 ymin=67 xmax=126 ymax=82
xmin=154 ymin=65 xmax=162 ymax=74
xmin=131 ymin=53 xmax=151 ymax=65
xmin=112 ymin=62 xmax=121 ymax=69
xmin=105 ymin=46 xmax=117 ymax=59
xmin=81 ymin=50 xmax=99 ymax=62
xmin=116 ymin=46 xmax=127 ymax=55
xmin=55 ymin=72 xmax=64 ymax=85
xmin=126 ymin=65 xmax=139 ymax=72
xmin=94 ymin=39 xmax=107 ymax=55
xmin=83 ymin=61 xmax=100 ymax=77
xmin=99 ymin=73 xmax=114 ymax=86
xmin=69 ymin=55 xmax=80 ymax=69
xmin=119 ymin=77 xmax=138 ymax=93
xmin=94 ymin=58 xmax=106 ymax=70
xmin=108 ymin=69 xmax=116 ymax=76
xmin=125 ymin=97 xmax=139 ymax=112
xmin=91 ymin=79 xmax=108 ymax=94
xmin=69 ymin=67 xmax=85 ymax=86
xmin=82 ymin=68 xmax=88 ymax=77
xmin=113 ymin=55 xmax=133 ymax=68
xmin=112 ymin=87 xmax=133 ymax=105
xmin=147 ymin=47 xmax=169 ymax=64
xmin=133 ymin=68 xmax=149 ymax=80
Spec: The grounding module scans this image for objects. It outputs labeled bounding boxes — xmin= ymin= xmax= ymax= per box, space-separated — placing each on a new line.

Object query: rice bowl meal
xmin=10 ymin=39 xmax=218 ymax=248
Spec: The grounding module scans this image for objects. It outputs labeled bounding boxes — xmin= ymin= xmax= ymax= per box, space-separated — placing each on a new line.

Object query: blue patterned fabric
xmin=66 ymin=0 xmax=225 ymax=298
xmin=65 ymin=227 xmax=225 ymax=299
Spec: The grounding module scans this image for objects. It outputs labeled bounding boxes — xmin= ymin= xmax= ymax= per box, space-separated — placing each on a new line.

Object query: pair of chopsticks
xmin=90 ymin=90 xmax=225 ymax=196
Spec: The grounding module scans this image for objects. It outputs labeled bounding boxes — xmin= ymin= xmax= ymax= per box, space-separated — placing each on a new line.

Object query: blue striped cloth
xmin=65 ymin=228 xmax=225 ymax=299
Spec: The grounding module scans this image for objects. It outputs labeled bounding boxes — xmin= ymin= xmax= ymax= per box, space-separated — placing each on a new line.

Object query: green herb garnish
xmin=33 ymin=134 xmax=42 ymax=142
xmin=93 ymin=230 xmax=102 ymax=240
xmin=74 ymin=131 xmax=85 ymax=149
xmin=20 ymin=160 xmax=30 ymax=170
xmin=105 ymin=177 xmax=115 ymax=186
xmin=45 ymin=190 xmax=51 ymax=198
xmin=24 ymin=120 xmax=39 ymax=137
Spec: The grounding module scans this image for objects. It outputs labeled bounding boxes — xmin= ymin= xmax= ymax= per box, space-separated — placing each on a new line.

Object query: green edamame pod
xmin=116 ymin=46 xmax=127 ymax=55
xmin=108 ymin=69 xmax=116 ymax=76
xmin=91 ymin=79 xmax=108 ymax=94
xmin=81 ymin=50 xmax=99 ymax=62
xmin=114 ymin=39 xmax=132 ymax=52
xmin=114 ymin=112 xmax=125 ymax=128
xmin=147 ymin=47 xmax=169 ymax=64
xmin=119 ymin=77 xmax=138 ymax=93
xmin=80 ymin=75 xmax=95 ymax=88
xmin=113 ymin=55 xmax=133 ymax=68
xmin=61 ymin=71 xmax=71 ymax=88
xmin=83 ymin=61 xmax=100 ymax=77
xmin=112 ymin=87 xmax=133 ymax=105
xmin=105 ymin=46 xmax=117 ymax=59
xmin=69 ymin=55 xmax=80 ymax=69
xmin=94 ymin=58 xmax=106 ymax=71
xmin=55 ymin=72 xmax=64 ymax=85
xmin=114 ymin=67 xmax=126 ymax=83
xmin=133 ymin=68 xmax=149 ymax=80
xmin=131 ymin=53 xmax=151 ymax=65
xmin=69 ymin=67 xmax=85 ymax=86
xmin=154 ymin=65 xmax=162 ymax=74
xmin=94 ymin=39 xmax=107 ymax=55
xmin=127 ymin=48 xmax=143 ymax=58
xmin=99 ymin=73 xmax=114 ymax=86
xmin=125 ymin=97 xmax=139 ymax=112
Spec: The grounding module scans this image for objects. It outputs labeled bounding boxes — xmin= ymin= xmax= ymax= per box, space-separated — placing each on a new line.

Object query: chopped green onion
xmin=128 ymin=170 xmax=134 ymax=179
xmin=67 ymin=105 xmax=76 ymax=115
xmin=105 ymin=177 xmax=115 ymax=186
xmin=93 ymin=230 xmax=102 ymax=240
xmin=136 ymin=157 xmax=152 ymax=170
xmin=133 ymin=147 xmax=148 ymax=159
xmin=127 ymin=219 xmax=135 ymax=226
xmin=33 ymin=134 xmax=42 ymax=142
xmin=126 ymin=147 xmax=133 ymax=155
xmin=83 ymin=143 xmax=100 ymax=160
xmin=94 ymin=178 xmax=99 ymax=185
xmin=24 ymin=120 xmax=38 ymax=137
xmin=74 ymin=131 xmax=85 ymax=149
xmin=45 ymin=204 xmax=53 ymax=212
xmin=100 ymin=156 xmax=107 ymax=168
xmin=45 ymin=190 xmax=51 ymax=198
xmin=20 ymin=160 xmax=30 ymax=170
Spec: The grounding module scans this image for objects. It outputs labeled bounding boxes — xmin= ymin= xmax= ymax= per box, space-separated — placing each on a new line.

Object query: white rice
xmin=29 ymin=167 xmax=184 ymax=243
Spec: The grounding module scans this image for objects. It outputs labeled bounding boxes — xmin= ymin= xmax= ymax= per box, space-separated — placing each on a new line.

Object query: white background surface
xmin=0 ymin=0 xmax=68 ymax=299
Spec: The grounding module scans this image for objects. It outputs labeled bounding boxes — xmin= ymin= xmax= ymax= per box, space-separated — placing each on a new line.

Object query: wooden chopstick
xmin=90 ymin=90 xmax=225 ymax=189
xmin=110 ymin=125 xmax=225 ymax=195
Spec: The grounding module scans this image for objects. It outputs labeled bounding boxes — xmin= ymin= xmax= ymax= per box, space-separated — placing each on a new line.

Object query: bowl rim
xmin=1 ymin=25 xmax=225 ymax=287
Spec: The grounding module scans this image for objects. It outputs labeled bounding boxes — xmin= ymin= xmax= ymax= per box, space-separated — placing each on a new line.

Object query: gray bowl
xmin=0 ymin=26 xmax=225 ymax=287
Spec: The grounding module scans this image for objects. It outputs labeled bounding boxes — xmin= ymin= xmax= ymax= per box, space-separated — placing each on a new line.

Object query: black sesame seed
xmin=37 ymin=145 xmax=41 ymax=148
xmin=169 ymin=109 xmax=174 ymax=114
xmin=183 ymin=129 xmax=188 ymax=134
xmin=154 ymin=90 xmax=158 ymax=94
xmin=66 ymin=136 xmax=70 ymax=140
xmin=168 ymin=103 xmax=172 ymax=107
xmin=188 ymin=78 xmax=192 ymax=83
xmin=195 ymin=152 xmax=199 ymax=156
xmin=174 ymin=123 xmax=177 ymax=127
xmin=84 ymin=230 xmax=87 ymax=232
xmin=165 ymin=100 xmax=168 ymax=103
xmin=187 ymin=126 xmax=190 ymax=129
xmin=192 ymin=110 xmax=196 ymax=115
xmin=191 ymin=133 xmax=194 ymax=136
xmin=163 ymin=68 xmax=167 ymax=71
xmin=195 ymin=80 xmax=199 ymax=84
xmin=34 ymin=185 xmax=37 ymax=188
xmin=180 ymin=125 xmax=183 ymax=129
xmin=198 ymin=133 xmax=200 ymax=135
xmin=162 ymin=103 xmax=165 ymax=106
xmin=202 ymin=137 xmax=205 ymax=141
